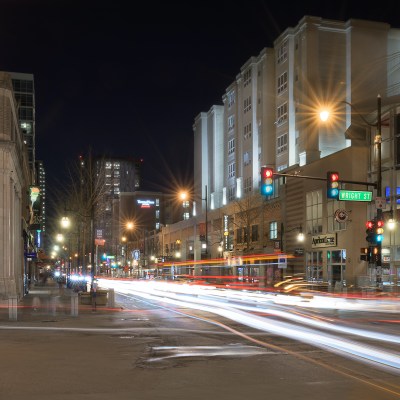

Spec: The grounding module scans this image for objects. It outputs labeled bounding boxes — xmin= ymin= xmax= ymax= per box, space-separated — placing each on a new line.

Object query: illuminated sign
xmin=338 ymin=190 xmax=372 ymax=202
xmin=223 ymin=215 xmax=229 ymax=250
xmin=137 ymin=199 xmax=155 ymax=208
xmin=29 ymin=186 xmax=41 ymax=229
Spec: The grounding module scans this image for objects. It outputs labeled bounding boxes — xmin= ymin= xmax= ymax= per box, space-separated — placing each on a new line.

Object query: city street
xmin=1 ymin=280 xmax=400 ymax=400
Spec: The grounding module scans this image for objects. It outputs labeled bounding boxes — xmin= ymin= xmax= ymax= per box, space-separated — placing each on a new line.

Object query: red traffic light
xmin=366 ymin=220 xmax=374 ymax=229
xmin=262 ymin=168 xmax=273 ymax=179
xmin=376 ymin=220 xmax=384 ymax=228
xmin=329 ymin=173 xmax=339 ymax=182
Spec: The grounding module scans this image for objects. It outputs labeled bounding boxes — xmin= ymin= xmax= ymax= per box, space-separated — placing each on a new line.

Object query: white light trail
xmin=99 ymin=279 xmax=400 ymax=372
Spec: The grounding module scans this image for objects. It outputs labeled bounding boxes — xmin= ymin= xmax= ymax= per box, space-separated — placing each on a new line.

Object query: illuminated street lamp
xmin=61 ymin=216 xmax=71 ymax=229
xmin=60 ymin=216 xmax=72 ymax=284
xmin=320 ymin=95 xmax=383 ymax=288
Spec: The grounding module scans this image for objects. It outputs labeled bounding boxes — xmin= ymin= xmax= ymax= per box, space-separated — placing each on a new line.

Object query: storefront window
xmin=327 ymin=249 xmax=346 ymax=286
xmin=306 ymin=251 xmax=323 ymax=282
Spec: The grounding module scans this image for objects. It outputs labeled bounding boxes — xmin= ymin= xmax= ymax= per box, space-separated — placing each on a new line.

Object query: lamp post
xmin=125 ymin=221 xmax=134 ymax=276
xmin=204 ymin=185 xmax=208 ymax=258
xmin=320 ymin=95 xmax=383 ymax=289
xmin=60 ymin=216 xmax=72 ymax=285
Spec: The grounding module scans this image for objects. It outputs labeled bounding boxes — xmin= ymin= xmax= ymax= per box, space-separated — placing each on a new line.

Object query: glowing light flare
xmin=319 ymin=110 xmax=330 ymax=122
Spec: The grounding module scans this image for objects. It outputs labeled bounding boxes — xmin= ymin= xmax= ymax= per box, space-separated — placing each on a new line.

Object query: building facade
xmin=0 ymin=72 xmax=32 ymax=299
xmin=95 ymin=157 xmax=142 ymax=258
xmin=155 ymin=16 xmax=400 ymax=289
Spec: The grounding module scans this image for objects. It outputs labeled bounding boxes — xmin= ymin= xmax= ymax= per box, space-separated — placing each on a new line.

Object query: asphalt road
xmin=1 ymin=282 xmax=400 ymax=400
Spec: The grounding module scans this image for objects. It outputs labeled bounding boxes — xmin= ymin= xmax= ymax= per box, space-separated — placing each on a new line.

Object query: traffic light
xmin=365 ymin=220 xmax=376 ymax=243
xmin=326 ymin=171 xmax=340 ymax=199
xmin=360 ymin=247 xmax=369 ymax=261
xmin=261 ymin=167 xmax=274 ymax=196
xmin=376 ymin=220 xmax=384 ymax=242
xmin=372 ymin=246 xmax=379 ymax=262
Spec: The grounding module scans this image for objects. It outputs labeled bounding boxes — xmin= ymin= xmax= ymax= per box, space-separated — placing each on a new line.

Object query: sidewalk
xmin=0 ymin=278 xmax=121 ymax=323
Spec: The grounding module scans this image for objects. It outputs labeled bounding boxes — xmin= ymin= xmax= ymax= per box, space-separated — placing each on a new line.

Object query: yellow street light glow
xmin=388 ymin=218 xmax=396 ymax=231
xmin=180 ymin=191 xmax=188 ymax=200
xmin=61 ymin=216 xmax=71 ymax=228
xmin=319 ymin=110 xmax=330 ymax=122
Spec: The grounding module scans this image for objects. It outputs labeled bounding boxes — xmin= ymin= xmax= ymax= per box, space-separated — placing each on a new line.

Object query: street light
xmin=204 ymin=185 xmax=208 ymax=258
xmin=60 ymin=216 xmax=72 ymax=284
xmin=320 ymin=95 xmax=383 ymax=288
xmin=124 ymin=221 xmax=134 ymax=276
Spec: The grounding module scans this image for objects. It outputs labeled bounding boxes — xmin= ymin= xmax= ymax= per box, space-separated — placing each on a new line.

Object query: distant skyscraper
xmin=95 ymin=157 xmax=142 ymax=255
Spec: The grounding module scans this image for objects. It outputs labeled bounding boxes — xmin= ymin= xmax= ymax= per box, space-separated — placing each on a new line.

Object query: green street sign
xmin=338 ymin=190 xmax=372 ymax=202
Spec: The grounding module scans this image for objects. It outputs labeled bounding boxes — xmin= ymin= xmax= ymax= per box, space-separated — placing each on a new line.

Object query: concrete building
xmin=95 ymin=157 xmax=142 ymax=258
xmin=156 ymin=16 xmax=400 ymax=290
xmin=0 ymin=72 xmax=31 ymax=299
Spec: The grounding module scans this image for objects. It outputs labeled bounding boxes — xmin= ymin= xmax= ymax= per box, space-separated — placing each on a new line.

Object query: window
xmin=306 ymin=190 xmax=323 ymax=235
xmin=243 ymin=227 xmax=249 ymax=243
xmin=244 ymin=96 xmax=252 ymax=113
xmin=251 ymin=225 xmax=259 ymax=241
xmin=228 ymin=90 xmax=235 ymax=107
xmin=228 ymin=162 xmax=235 ymax=179
xmin=306 ymin=251 xmax=323 ymax=282
xmin=228 ymin=115 xmax=235 ymax=131
xmin=277 ymin=133 xmax=288 ymax=154
xmin=228 ymin=186 xmax=235 ymax=201
xmin=236 ymin=228 xmax=243 ymax=243
xmin=243 ymin=69 xmax=252 ymax=87
xmin=244 ymin=176 xmax=252 ymax=194
xmin=228 ymin=139 xmax=235 ymax=155
xmin=277 ymin=71 xmax=288 ymax=94
xmin=277 ymin=102 xmax=288 ymax=125
xmin=277 ymin=40 xmax=288 ymax=64
xmin=244 ymin=123 xmax=252 ymax=140
xmin=243 ymin=152 xmax=251 ymax=166
xmin=269 ymin=221 xmax=278 ymax=239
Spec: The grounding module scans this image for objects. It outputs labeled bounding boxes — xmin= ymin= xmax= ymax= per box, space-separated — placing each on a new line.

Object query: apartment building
xmin=158 ymin=16 xmax=400 ymax=289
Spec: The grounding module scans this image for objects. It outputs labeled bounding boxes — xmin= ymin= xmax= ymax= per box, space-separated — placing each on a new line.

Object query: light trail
xmin=99 ymin=279 xmax=400 ymax=373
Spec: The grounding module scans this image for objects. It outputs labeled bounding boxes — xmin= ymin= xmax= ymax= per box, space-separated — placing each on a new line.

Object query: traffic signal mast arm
xmin=273 ymin=172 xmax=377 ymax=188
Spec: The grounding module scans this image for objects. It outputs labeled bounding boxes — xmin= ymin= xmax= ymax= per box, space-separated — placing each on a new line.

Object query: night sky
xmin=1 ymin=0 xmax=400 ymax=196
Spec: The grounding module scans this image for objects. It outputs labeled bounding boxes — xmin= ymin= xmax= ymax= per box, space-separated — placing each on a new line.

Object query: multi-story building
xmin=34 ymin=160 xmax=46 ymax=248
xmin=158 ymin=16 xmax=400 ymax=289
xmin=0 ymin=71 xmax=32 ymax=298
xmin=95 ymin=157 xmax=142 ymax=258
xmin=10 ymin=72 xmax=36 ymax=179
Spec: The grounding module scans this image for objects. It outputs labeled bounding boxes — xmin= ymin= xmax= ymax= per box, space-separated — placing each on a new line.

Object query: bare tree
xmin=233 ymin=190 xmax=264 ymax=252
xmin=233 ymin=190 xmax=265 ymax=279
xmin=59 ymin=150 xmax=109 ymax=276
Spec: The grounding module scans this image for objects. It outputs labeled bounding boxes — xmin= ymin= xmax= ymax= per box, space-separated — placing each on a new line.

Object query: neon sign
xmin=137 ymin=199 xmax=155 ymax=208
